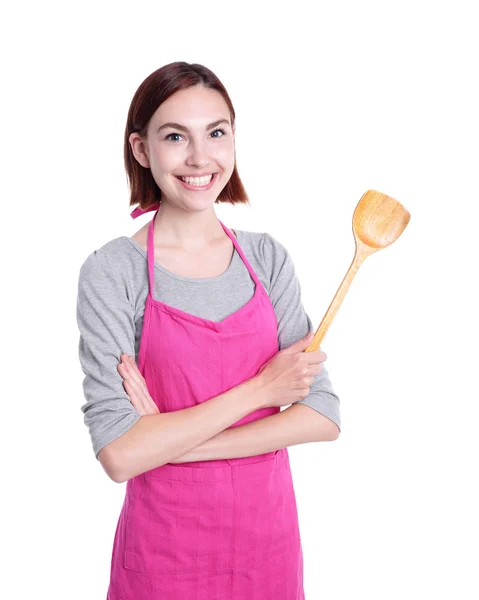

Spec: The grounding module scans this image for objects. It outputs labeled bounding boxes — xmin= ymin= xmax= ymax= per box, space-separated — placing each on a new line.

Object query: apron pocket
xmin=124 ymin=467 xmax=236 ymax=575
xmin=123 ymin=451 xmax=300 ymax=575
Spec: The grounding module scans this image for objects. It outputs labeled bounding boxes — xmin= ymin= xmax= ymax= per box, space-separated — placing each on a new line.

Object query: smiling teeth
xmin=179 ymin=175 xmax=213 ymax=186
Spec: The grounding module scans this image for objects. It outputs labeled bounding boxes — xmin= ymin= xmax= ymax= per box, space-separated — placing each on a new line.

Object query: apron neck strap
xmin=130 ymin=203 xmax=161 ymax=219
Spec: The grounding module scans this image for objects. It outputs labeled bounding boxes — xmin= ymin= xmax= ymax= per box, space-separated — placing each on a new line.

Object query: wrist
xmin=241 ymin=375 xmax=269 ymax=411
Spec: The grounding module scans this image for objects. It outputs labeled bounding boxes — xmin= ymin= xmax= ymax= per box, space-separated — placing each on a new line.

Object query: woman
xmin=76 ymin=61 xmax=341 ymax=599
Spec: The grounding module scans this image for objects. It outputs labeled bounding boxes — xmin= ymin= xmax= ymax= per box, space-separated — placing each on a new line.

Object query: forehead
xmin=152 ymin=86 xmax=230 ymax=125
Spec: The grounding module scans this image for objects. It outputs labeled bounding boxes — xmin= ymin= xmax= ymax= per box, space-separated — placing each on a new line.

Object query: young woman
xmin=76 ymin=61 xmax=341 ymax=599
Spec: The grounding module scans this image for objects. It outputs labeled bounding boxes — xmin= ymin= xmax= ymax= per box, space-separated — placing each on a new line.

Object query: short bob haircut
xmin=124 ymin=62 xmax=250 ymax=213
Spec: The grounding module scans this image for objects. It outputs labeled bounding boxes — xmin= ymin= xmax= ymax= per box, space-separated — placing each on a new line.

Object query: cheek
xmin=214 ymin=141 xmax=235 ymax=165
xmin=151 ymin=150 xmax=180 ymax=174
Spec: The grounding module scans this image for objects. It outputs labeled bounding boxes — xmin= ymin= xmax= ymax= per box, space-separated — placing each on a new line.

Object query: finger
xmin=120 ymin=355 xmax=143 ymax=389
xmin=126 ymin=356 xmax=151 ymax=399
xmin=123 ymin=375 xmax=158 ymax=414
xmin=311 ymin=363 xmax=323 ymax=375
xmin=305 ymin=350 xmax=327 ymax=364
xmin=123 ymin=379 xmax=158 ymax=415
xmin=118 ymin=357 xmax=151 ymax=412
xmin=128 ymin=355 xmax=147 ymax=383
xmin=122 ymin=378 xmax=142 ymax=411
xmin=126 ymin=355 xmax=160 ymax=414
xmin=119 ymin=355 xmax=141 ymax=384
xmin=118 ymin=362 xmax=147 ymax=410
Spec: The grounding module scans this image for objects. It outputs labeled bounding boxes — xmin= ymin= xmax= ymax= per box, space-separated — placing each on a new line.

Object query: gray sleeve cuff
xmin=93 ymin=411 xmax=142 ymax=460
xmin=296 ymin=391 xmax=341 ymax=431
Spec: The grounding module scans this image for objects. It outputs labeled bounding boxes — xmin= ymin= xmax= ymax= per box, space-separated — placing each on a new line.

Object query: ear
xmin=129 ymin=132 xmax=150 ymax=168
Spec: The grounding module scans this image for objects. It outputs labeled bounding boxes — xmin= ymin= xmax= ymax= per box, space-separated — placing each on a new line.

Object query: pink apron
xmin=107 ymin=204 xmax=305 ymax=599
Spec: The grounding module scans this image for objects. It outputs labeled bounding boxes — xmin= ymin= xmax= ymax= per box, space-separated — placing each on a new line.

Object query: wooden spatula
xmin=305 ymin=190 xmax=411 ymax=353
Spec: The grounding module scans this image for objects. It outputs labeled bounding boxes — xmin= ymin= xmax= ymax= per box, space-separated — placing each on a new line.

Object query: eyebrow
xmin=156 ymin=118 xmax=230 ymax=134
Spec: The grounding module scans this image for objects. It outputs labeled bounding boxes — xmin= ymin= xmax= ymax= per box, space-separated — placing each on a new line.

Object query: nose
xmin=186 ymin=139 xmax=211 ymax=168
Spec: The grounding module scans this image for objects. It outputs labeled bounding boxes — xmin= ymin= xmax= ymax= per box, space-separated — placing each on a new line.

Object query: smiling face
xmin=129 ymin=85 xmax=236 ymax=212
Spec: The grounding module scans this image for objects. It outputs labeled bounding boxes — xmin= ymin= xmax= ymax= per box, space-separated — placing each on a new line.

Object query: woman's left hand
xmin=117 ymin=353 xmax=160 ymax=415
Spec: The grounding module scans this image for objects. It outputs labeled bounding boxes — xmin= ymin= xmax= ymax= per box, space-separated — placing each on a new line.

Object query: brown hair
xmin=124 ymin=62 xmax=249 ymax=212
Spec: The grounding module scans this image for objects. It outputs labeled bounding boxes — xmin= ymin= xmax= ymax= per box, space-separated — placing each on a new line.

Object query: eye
xmin=165 ymin=132 xmax=182 ymax=142
xmin=211 ymin=128 xmax=226 ymax=138
xmin=164 ymin=128 xmax=227 ymax=142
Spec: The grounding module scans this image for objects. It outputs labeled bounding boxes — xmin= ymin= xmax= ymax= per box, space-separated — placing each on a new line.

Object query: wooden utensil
xmin=305 ymin=190 xmax=411 ymax=353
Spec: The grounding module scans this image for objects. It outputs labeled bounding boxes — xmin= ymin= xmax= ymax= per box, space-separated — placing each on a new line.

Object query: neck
xmin=154 ymin=201 xmax=228 ymax=251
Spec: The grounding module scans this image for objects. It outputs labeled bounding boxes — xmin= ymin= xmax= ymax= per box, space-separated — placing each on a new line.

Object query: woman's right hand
xmin=255 ymin=333 xmax=327 ymax=409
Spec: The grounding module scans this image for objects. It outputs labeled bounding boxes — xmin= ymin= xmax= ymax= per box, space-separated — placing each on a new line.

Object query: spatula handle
xmin=304 ymin=245 xmax=371 ymax=353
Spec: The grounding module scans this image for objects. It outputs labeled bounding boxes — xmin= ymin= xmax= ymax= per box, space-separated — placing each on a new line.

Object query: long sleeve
xmin=261 ymin=233 xmax=341 ymax=431
xmin=76 ymin=248 xmax=141 ymax=459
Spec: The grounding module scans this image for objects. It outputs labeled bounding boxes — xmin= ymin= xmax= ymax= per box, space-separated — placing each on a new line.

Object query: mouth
xmin=174 ymin=173 xmax=218 ymax=190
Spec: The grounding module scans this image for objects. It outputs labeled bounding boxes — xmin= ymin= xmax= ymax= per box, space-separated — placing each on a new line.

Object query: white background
xmin=2 ymin=1 xmax=478 ymax=598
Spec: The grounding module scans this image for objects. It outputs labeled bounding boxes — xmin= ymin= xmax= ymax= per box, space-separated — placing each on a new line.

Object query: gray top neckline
xmin=123 ymin=230 xmax=240 ymax=284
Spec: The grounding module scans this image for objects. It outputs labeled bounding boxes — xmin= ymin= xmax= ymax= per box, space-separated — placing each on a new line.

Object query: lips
xmin=175 ymin=173 xmax=216 ymax=179
xmin=174 ymin=172 xmax=218 ymax=190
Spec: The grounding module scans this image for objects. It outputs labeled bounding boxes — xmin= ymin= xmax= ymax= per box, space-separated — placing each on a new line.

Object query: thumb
xmin=285 ymin=331 xmax=314 ymax=353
